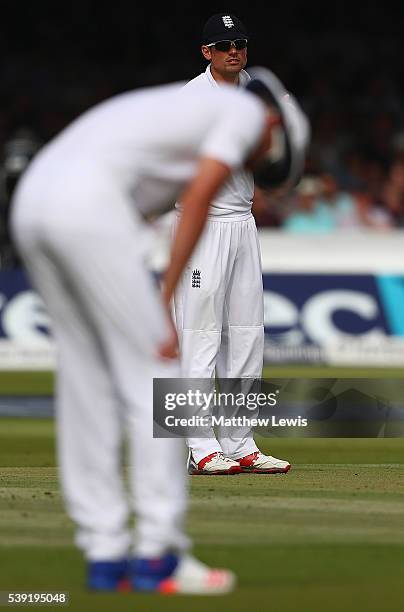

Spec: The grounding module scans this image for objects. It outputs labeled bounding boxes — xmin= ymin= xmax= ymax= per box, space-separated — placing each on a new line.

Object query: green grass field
xmin=1 ymin=365 xmax=403 ymax=395
xmin=1 ymin=413 xmax=404 ymax=612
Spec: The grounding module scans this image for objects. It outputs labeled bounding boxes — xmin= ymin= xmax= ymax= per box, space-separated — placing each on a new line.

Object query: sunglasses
xmin=206 ymin=38 xmax=248 ymax=52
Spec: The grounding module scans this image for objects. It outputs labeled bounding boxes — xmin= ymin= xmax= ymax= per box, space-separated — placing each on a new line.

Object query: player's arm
xmin=162 ymin=156 xmax=230 ymax=306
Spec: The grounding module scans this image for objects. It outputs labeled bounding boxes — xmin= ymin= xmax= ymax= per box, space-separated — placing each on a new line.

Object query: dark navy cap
xmin=202 ymin=13 xmax=248 ymax=45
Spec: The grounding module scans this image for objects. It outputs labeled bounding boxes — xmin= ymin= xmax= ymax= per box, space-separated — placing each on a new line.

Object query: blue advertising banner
xmin=0 ymin=268 xmax=403 ymax=367
xmin=263 ymin=274 xmax=404 ymax=364
xmin=0 ymin=268 xmax=53 ymax=369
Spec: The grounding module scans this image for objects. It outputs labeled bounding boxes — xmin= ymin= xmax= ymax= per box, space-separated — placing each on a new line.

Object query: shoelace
xmin=212 ymin=453 xmax=235 ymax=464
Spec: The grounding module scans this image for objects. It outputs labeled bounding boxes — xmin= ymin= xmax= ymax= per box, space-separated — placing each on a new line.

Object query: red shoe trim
xmin=198 ymin=452 xmax=221 ymax=470
xmin=158 ymin=578 xmax=178 ymax=594
xmin=207 ymin=570 xmax=227 ymax=587
xmin=238 ymin=452 xmax=259 ymax=467
xmin=228 ymin=465 xmax=242 ymax=474
xmin=191 ymin=465 xmax=242 ymax=475
xmin=117 ymin=578 xmax=131 ymax=592
xmin=240 ymin=463 xmax=292 ymax=474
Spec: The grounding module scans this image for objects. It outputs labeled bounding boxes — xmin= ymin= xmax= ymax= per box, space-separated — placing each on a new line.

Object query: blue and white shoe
xmin=87 ymin=559 xmax=130 ymax=591
xmin=131 ymin=553 xmax=236 ymax=595
xmin=131 ymin=553 xmax=178 ymax=592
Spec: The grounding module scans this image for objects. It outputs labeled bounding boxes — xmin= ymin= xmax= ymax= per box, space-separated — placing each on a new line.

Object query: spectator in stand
xmin=282 ymin=176 xmax=335 ymax=233
xmin=317 ymin=172 xmax=361 ymax=229
xmin=0 ymin=128 xmax=40 ymax=267
xmin=355 ymin=192 xmax=394 ymax=229
xmin=381 ymin=158 xmax=404 ymax=227
xmin=282 ymin=172 xmax=393 ymax=233
xmin=317 ymin=172 xmax=392 ymax=230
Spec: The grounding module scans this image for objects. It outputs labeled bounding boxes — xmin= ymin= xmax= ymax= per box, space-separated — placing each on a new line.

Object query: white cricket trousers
xmin=173 ymin=213 xmax=264 ymax=463
xmin=11 ymin=169 xmax=189 ymax=561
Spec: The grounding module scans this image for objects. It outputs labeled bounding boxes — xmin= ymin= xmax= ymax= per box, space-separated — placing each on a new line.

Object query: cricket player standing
xmin=10 ymin=70 xmax=309 ymax=594
xmin=174 ymin=14 xmax=292 ymax=475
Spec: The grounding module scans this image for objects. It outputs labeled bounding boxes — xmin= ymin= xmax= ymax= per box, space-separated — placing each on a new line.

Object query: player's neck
xmin=210 ymin=65 xmax=240 ymax=86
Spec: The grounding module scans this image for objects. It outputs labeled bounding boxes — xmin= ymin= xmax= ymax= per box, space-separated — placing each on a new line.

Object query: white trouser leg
xmin=174 ymin=216 xmax=264 ymax=462
xmin=178 ymin=331 xmax=222 ymax=463
xmin=173 ymin=220 xmax=232 ymax=463
xmin=118 ymin=357 xmax=189 ymax=557
xmin=17 ymin=248 xmax=132 ymax=561
xmin=13 ymin=194 xmax=190 ymax=560
xmin=216 ymin=217 xmax=264 ymax=459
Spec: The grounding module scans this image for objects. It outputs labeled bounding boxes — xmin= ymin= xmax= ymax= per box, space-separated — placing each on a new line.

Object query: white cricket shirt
xmin=175 ymin=65 xmax=255 ymax=218
xmin=20 ymin=82 xmax=266 ymax=220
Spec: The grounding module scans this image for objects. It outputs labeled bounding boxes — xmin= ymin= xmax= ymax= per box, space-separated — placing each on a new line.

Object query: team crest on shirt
xmin=222 ymin=15 xmax=234 ymax=28
xmin=192 ymin=269 xmax=201 ymax=288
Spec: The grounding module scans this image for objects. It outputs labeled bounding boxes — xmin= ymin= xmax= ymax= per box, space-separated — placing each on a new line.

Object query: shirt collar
xmin=205 ymin=64 xmax=250 ymax=88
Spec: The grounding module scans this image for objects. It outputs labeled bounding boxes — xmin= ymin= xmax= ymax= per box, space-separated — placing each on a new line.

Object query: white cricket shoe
xmin=238 ymin=451 xmax=291 ymax=474
xmin=188 ymin=451 xmax=242 ymax=475
xmin=159 ymin=554 xmax=236 ymax=595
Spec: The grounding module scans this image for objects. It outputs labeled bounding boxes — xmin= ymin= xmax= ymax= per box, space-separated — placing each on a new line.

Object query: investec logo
xmin=222 ymin=15 xmax=234 ymax=28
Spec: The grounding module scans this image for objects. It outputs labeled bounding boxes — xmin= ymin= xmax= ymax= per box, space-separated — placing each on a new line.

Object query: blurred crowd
xmin=1 ymin=3 xmax=404 ymax=267
xmin=253 ymin=162 xmax=404 ymax=231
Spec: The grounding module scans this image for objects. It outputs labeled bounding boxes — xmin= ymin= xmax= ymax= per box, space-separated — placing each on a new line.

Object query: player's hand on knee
xmin=157 ymin=316 xmax=179 ymax=360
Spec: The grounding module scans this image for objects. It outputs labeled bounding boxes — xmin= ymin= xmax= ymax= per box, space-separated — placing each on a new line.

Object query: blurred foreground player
xmin=174 ymin=14 xmax=295 ymax=475
xmin=11 ymin=68 xmax=309 ymax=594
